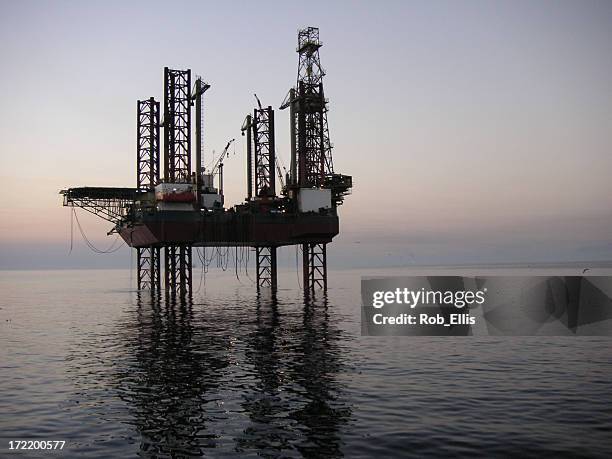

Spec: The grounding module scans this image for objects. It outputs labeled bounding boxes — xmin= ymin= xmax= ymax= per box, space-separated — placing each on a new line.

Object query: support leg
xmin=181 ymin=245 xmax=193 ymax=298
xmin=164 ymin=245 xmax=192 ymax=300
xmin=137 ymin=246 xmax=161 ymax=294
xmin=302 ymin=243 xmax=327 ymax=296
xmin=137 ymin=248 xmax=144 ymax=290
xmin=164 ymin=246 xmax=175 ymax=299
xmin=152 ymin=247 xmax=161 ymax=295
xmin=256 ymin=246 xmax=277 ymax=291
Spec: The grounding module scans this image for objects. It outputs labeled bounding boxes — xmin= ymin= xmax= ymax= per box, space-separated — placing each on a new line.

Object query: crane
xmin=209 ymin=138 xmax=235 ymax=175
xmin=254 ymin=93 xmax=263 ymax=110
xmin=275 ymin=157 xmax=286 ymax=190
xmin=207 ymin=138 xmax=235 ymax=198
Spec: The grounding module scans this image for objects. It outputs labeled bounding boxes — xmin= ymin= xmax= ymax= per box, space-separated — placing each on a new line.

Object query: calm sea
xmin=1 ymin=268 xmax=611 ymax=458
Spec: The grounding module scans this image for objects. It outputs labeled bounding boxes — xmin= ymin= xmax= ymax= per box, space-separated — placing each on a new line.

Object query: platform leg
xmin=302 ymin=243 xmax=327 ymax=297
xmin=164 ymin=245 xmax=192 ymax=300
xmin=137 ymin=246 xmax=161 ymax=294
xmin=256 ymin=246 xmax=277 ymax=292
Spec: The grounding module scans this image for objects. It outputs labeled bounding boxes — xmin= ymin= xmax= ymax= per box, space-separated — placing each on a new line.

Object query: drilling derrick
xmin=281 ymin=26 xmax=352 ymax=296
xmin=61 ymin=27 xmax=351 ymax=300
xmin=295 ymin=26 xmax=332 ymax=186
xmin=296 ymin=27 xmax=329 ymax=296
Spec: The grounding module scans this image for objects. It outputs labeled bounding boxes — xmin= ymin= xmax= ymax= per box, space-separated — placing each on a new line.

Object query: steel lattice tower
xmin=255 ymin=247 xmax=277 ymax=291
xmin=136 ymin=98 xmax=161 ymax=294
xmin=253 ymin=106 xmax=276 ymax=197
xmin=164 ymin=68 xmax=192 ymax=183
xmin=303 ymin=243 xmax=327 ymax=293
xmin=164 ymin=245 xmax=192 ymax=300
xmin=295 ymin=27 xmax=334 ymax=187
xmin=293 ymin=27 xmax=333 ymax=296
xmin=137 ymin=98 xmax=160 ymax=191
xmin=163 ymin=68 xmax=193 ymax=300
xmin=252 ymin=104 xmax=278 ymax=291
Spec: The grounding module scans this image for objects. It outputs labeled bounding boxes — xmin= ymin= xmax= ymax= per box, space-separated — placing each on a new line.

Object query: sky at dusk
xmin=1 ymin=0 xmax=611 ymax=269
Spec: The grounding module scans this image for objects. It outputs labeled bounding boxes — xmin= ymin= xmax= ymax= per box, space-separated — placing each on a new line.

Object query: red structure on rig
xmin=61 ymin=27 xmax=352 ymax=299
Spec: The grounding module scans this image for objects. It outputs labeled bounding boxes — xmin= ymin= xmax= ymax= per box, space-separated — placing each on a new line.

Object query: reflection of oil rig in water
xmin=61 ymin=27 xmax=352 ymax=299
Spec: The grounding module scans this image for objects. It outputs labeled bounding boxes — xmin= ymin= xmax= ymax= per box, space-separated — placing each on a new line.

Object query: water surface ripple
xmin=1 ymin=269 xmax=611 ymax=457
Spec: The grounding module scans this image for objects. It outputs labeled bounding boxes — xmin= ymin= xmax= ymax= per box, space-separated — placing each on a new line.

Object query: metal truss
xmin=164 ymin=245 xmax=193 ymax=300
xmin=160 ymin=68 xmax=194 ymax=299
xmin=137 ymin=98 xmax=160 ymax=190
xmin=256 ymin=246 xmax=277 ymax=291
xmin=136 ymin=98 xmax=161 ymax=292
xmin=164 ymin=68 xmax=192 ymax=183
xmin=294 ymin=27 xmax=334 ymax=186
xmin=297 ymin=27 xmax=325 ymax=85
xmin=137 ymin=246 xmax=161 ymax=293
xmin=252 ymin=106 xmax=275 ymax=197
xmin=302 ymin=242 xmax=327 ymax=296
xmin=295 ymin=81 xmax=326 ymax=186
xmin=60 ymin=187 xmax=139 ymax=223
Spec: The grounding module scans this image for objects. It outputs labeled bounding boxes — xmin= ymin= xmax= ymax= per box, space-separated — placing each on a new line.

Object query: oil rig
xmin=61 ymin=27 xmax=352 ymax=299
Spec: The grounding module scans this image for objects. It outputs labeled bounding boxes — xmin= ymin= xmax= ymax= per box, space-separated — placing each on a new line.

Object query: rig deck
xmin=119 ymin=211 xmax=338 ymax=248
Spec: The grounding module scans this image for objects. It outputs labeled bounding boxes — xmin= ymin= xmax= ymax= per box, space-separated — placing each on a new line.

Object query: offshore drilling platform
xmin=61 ymin=27 xmax=352 ymax=300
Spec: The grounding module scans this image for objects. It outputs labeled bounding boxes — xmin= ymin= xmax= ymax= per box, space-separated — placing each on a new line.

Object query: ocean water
xmin=1 ymin=267 xmax=611 ymax=458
